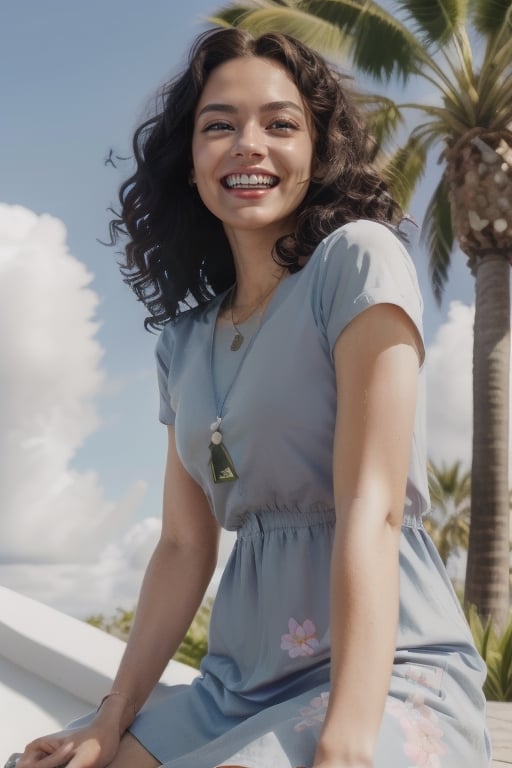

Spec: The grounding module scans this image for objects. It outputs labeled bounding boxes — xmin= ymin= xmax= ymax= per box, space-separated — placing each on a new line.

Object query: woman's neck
xmin=225 ymin=227 xmax=289 ymax=307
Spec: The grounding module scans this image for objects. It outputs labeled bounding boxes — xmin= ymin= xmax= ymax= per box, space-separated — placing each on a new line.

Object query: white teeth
xmin=224 ymin=173 xmax=278 ymax=189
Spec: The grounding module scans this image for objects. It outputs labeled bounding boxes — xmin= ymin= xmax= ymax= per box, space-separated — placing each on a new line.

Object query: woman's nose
xmin=231 ymin=124 xmax=266 ymax=158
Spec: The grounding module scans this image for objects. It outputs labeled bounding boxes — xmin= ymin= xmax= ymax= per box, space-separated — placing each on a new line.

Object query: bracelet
xmin=97 ymin=691 xmax=137 ymax=718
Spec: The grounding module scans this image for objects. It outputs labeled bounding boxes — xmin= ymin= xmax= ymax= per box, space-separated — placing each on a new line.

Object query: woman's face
xmin=191 ymin=56 xmax=314 ymax=242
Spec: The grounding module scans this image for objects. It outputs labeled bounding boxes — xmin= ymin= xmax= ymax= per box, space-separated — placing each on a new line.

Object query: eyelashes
xmin=202 ymin=121 xmax=233 ymax=132
xmin=200 ymin=118 xmax=300 ymax=134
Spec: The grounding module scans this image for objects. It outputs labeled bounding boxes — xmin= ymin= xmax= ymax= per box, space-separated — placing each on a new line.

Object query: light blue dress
xmin=128 ymin=220 xmax=490 ymax=767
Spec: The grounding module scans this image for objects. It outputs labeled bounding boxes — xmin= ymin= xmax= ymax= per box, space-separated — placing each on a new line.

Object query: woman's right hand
xmin=16 ymin=721 xmax=121 ymax=768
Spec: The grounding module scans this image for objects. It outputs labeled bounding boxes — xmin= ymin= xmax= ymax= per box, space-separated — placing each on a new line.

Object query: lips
xmin=222 ymin=173 xmax=279 ymax=189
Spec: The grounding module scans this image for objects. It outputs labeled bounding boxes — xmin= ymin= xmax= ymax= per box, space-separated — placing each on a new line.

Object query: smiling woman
xmin=16 ymin=26 xmax=490 ymax=768
xmin=191 ymin=57 xmax=314 ymax=247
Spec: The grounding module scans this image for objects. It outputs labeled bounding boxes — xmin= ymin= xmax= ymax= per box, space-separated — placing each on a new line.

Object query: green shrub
xmin=467 ymin=606 xmax=512 ymax=701
xmin=173 ymin=601 xmax=211 ymax=669
xmin=86 ymin=600 xmax=211 ymax=671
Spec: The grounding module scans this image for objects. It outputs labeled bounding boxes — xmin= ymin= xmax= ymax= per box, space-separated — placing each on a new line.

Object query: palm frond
xmin=210 ymin=7 xmax=258 ymax=27
xmin=421 ymin=173 xmax=454 ymax=303
xmin=478 ymin=22 xmax=512 ymax=99
xmin=380 ymin=132 xmax=429 ymax=208
xmin=212 ymin=5 xmax=354 ymax=55
xmin=394 ymin=0 xmax=469 ymax=45
xmin=470 ymin=0 xmax=512 ymax=36
xmin=212 ymin=0 xmax=427 ymax=81
xmin=307 ymin=0 xmax=425 ymax=81
xmin=478 ymin=78 xmax=512 ymax=126
xmin=355 ymin=94 xmax=404 ymax=154
xmin=400 ymin=101 xmax=472 ymax=136
xmin=210 ymin=0 xmax=281 ymax=26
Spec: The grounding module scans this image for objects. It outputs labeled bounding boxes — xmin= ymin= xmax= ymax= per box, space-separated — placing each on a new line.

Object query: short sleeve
xmin=313 ymin=220 xmax=425 ymax=362
xmin=155 ymin=324 xmax=176 ymax=425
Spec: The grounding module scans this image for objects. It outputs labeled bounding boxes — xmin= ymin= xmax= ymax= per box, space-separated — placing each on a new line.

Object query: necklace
xmin=209 ymin=274 xmax=284 ymax=482
xmin=229 ymin=278 xmax=282 ymax=352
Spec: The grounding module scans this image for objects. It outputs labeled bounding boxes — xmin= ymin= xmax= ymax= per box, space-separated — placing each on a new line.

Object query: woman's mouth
xmin=222 ymin=173 xmax=279 ymax=190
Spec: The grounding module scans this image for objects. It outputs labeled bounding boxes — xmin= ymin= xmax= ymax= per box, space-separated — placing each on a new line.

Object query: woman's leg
xmin=107 ymin=733 xmax=160 ymax=768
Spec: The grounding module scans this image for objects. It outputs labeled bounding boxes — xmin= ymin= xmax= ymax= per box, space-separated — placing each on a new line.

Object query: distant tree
xmin=425 ymin=460 xmax=471 ymax=565
xmin=86 ymin=608 xmax=135 ymax=641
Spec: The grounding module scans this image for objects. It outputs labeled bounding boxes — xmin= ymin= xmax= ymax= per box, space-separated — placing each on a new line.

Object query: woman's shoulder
xmin=319 ymin=218 xmax=414 ymax=261
xmin=310 ymin=218 xmax=420 ymax=291
xmin=307 ymin=218 xmax=424 ymax=350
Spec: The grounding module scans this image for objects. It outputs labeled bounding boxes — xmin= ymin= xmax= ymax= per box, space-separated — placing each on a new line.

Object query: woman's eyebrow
xmin=197 ymin=103 xmax=237 ymax=117
xmin=197 ymin=100 xmax=305 ymax=118
xmin=260 ymin=100 xmax=304 ymax=115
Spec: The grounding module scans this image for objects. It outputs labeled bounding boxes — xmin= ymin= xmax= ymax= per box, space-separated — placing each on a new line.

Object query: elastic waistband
xmin=233 ymin=506 xmax=424 ymax=538
xmin=235 ymin=506 xmax=336 ymax=538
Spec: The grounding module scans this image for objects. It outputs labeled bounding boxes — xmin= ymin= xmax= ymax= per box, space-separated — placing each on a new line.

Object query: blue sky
xmin=0 ymin=0 xmax=476 ymax=615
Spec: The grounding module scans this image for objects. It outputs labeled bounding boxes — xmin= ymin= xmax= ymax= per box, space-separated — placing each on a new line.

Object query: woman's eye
xmin=203 ymin=121 xmax=233 ymax=132
xmin=269 ymin=119 xmax=297 ymax=131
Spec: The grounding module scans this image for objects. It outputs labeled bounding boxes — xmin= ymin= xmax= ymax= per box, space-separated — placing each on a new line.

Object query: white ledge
xmin=0 ymin=586 xmax=198 ymax=756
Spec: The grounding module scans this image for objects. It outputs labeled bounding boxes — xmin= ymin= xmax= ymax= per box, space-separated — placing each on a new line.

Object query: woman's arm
xmin=101 ymin=425 xmax=220 ymax=730
xmin=313 ymin=303 xmax=422 ymax=768
xmin=19 ymin=425 xmax=219 ymax=768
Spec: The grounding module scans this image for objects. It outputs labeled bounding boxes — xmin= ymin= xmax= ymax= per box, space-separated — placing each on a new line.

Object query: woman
xmin=18 ymin=27 xmax=490 ymax=768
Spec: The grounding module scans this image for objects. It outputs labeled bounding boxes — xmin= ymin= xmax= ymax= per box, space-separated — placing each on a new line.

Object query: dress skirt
xmin=127 ymin=507 xmax=491 ymax=768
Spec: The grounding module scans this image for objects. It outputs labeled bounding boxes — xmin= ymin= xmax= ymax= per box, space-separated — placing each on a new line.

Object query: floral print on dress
xmin=405 ymin=663 xmax=444 ymax=697
xmin=293 ymin=691 xmax=330 ymax=732
xmin=386 ymin=676 xmax=448 ymax=767
xmin=280 ymin=618 xmax=319 ymax=658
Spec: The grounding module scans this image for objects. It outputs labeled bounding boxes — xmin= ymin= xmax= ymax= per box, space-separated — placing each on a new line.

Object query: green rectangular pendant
xmin=209 ymin=441 xmax=239 ymax=484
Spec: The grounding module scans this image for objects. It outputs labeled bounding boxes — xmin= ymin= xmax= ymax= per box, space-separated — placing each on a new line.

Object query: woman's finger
xmin=34 ymin=742 xmax=75 ymax=768
xmin=18 ymin=738 xmax=75 ymax=768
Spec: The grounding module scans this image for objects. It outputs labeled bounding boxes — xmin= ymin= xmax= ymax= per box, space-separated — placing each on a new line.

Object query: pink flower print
xmin=385 ymin=696 xmax=408 ymax=723
xmin=405 ymin=663 xmax=444 ymax=696
xmin=402 ymin=715 xmax=448 ymax=767
xmin=281 ymin=618 xmax=319 ymax=658
xmin=294 ymin=691 xmax=330 ymax=732
xmin=386 ymin=694 xmax=447 ymax=768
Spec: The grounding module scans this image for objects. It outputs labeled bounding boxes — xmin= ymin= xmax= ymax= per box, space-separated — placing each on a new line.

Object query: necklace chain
xmin=229 ymin=275 xmax=283 ymax=352
xmin=208 ymin=272 xmax=285 ymax=482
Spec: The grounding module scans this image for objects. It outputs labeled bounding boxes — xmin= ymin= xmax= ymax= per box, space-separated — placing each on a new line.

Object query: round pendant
xmin=211 ymin=430 xmax=223 ymax=445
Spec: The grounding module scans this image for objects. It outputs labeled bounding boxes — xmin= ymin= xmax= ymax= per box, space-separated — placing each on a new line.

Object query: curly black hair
xmin=109 ymin=27 xmax=402 ymax=330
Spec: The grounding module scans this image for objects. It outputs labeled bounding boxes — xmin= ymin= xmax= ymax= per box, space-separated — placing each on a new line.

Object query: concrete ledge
xmin=0 ymin=586 xmax=198 ymax=753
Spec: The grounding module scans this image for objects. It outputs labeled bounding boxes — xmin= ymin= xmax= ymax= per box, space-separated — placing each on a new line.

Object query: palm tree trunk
xmin=465 ymin=255 xmax=511 ymax=632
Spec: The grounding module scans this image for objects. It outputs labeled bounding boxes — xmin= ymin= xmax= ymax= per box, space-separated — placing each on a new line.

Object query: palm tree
xmin=210 ymin=0 xmax=512 ymax=630
xmin=426 ymin=460 xmax=471 ymax=565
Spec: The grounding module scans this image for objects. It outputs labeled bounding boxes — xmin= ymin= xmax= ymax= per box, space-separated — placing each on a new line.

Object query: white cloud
xmin=0 ymin=203 xmax=149 ymax=613
xmin=0 ymin=514 xmax=159 ymax=618
xmin=425 ymin=298 xmax=512 ymax=478
xmin=425 ymin=301 xmax=474 ymax=469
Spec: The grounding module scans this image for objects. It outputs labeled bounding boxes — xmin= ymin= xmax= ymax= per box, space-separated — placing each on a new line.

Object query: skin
xmin=17 ymin=55 xmax=422 ymax=768
xmin=191 ymin=56 xmax=315 ymax=308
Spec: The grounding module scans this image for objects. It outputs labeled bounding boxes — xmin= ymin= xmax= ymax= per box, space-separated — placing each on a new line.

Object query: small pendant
xmin=209 ymin=441 xmax=239 ymax=483
xmin=208 ymin=417 xmax=238 ymax=483
xmin=230 ymin=332 xmax=244 ymax=352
